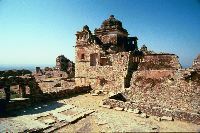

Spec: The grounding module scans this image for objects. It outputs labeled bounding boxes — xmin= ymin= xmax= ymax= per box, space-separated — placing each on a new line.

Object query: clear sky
xmin=0 ymin=0 xmax=200 ymax=68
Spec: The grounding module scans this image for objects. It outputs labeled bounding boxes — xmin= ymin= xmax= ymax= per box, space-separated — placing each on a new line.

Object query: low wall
xmin=31 ymin=86 xmax=91 ymax=103
xmin=102 ymin=98 xmax=200 ymax=124
xmin=1 ymin=86 xmax=91 ymax=113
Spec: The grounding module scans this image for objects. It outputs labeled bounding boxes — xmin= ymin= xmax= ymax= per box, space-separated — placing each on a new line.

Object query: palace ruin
xmin=75 ymin=15 xmax=200 ymax=124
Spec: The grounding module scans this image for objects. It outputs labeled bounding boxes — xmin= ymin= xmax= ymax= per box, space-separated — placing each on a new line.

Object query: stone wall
xmin=75 ymin=43 xmax=130 ymax=92
xmin=119 ymin=68 xmax=200 ymax=123
xmin=125 ymin=68 xmax=200 ymax=113
xmin=3 ymin=86 xmax=91 ymax=113
xmin=75 ymin=16 xmax=139 ymax=93
xmin=100 ymin=55 xmax=200 ymax=124
xmin=138 ymin=54 xmax=181 ymax=70
xmin=32 ymin=86 xmax=91 ymax=103
xmin=192 ymin=54 xmax=200 ymax=71
xmin=102 ymin=98 xmax=200 ymax=124
xmin=38 ymin=78 xmax=75 ymax=93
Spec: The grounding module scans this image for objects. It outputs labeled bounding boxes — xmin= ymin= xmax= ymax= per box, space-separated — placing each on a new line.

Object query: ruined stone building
xmin=75 ymin=16 xmax=200 ymax=124
xmin=192 ymin=54 xmax=200 ymax=71
xmin=75 ymin=15 xmax=180 ymax=92
xmin=55 ymin=55 xmax=74 ymax=74
xmin=34 ymin=55 xmax=74 ymax=78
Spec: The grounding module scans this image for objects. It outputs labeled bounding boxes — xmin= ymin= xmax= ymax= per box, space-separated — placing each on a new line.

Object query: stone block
xmin=161 ymin=116 xmax=173 ymax=121
xmin=43 ymin=119 xmax=56 ymax=125
xmin=127 ymin=108 xmax=134 ymax=113
xmin=133 ymin=108 xmax=140 ymax=114
xmin=140 ymin=113 xmax=147 ymax=118
xmin=154 ymin=116 xmax=161 ymax=121
xmin=114 ymin=107 xmax=124 ymax=111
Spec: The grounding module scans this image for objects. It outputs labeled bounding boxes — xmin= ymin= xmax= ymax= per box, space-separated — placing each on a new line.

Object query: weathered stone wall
xmin=102 ymin=98 xmax=200 ymax=124
xmin=138 ymin=54 xmax=181 ymax=70
xmin=40 ymin=86 xmax=91 ymax=101
xmin=3 ymin=86 xmax=91 ymax=113
xmin=75 ymin=43 xmax=130 ymax=92
xmin=38 ymin=79 xmax=75 ymax=93
xmin=192 ymin=54 xmax=200 ymax=71
xmin=124 ymin=69 xmax=200 ymax=114
xmin=75 ymin=16 xmax=139 ymax=92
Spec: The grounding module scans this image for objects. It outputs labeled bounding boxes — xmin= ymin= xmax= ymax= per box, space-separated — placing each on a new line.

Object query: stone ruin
xmin=75 ymin=15 xmax=182 ymax=92
xmin=34 ymin=55 xmax=74 ymax=79
xmin=33 ymin=55 xmax=75 ymax=93
xmin=75 ymin=15 xmax=141 ymax=92
xmin=75 ymin=15 xmax=200 ymax=124
xmin=1 ymin=15 xmax=199 ymax=125
xmin=192 ymin=54 xmax=200 ymax=72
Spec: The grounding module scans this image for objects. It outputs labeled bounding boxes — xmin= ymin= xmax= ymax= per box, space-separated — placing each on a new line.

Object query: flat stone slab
xmin=51 ymin=112 xmax=72 ymax=122
xmin=0 ymin=103 xmax=95 ymax=132
xmin=161 ymin=116 xmax=173 ymax=121
xmin=43 ymin=119 xmax=56 ymax=125
xmin=0 ymin=116 xmax=50 ymax=132
xmin=53 ymin=104 xmax=75 ymax=113
xmin=114 ymin=107 xmax=124 ymax=111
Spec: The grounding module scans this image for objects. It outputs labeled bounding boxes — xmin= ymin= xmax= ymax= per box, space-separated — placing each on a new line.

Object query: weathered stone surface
xmin=140 ymin=113 xmax=148 ymax=118
xmin=138 ymin=54 xmax=181 ymax=70
xmin=43 ymin=119 xmax=56 ymax=125
xmin=91 ymin=93 xmax=99 ymax=96
xmin=133 ymin=108 xmax=140 ymax=114
xmin=101 ymin=98 xmax=200 ymax=124
xmin=114 ymin=107 xmax=124 ymax=111
xmin=75 ymin=15 xmax=139 ymax=92
xmin=127 ymin=108 xmax=134 ymax=113
xmin=192 ymin=54 xmax=200 ymax=71
xmin=161 ymin=116 xmax=173 ymax=121
xmin=154 ymin=117 xmax=161 ymax=121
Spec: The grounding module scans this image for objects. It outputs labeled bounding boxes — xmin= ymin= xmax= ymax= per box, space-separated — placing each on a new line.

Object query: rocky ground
xmin=0 ymin=93 xmax=199 ymax=132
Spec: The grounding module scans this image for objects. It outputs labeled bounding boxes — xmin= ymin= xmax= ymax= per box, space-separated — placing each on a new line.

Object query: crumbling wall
xmin=102 ymin=98 xmax=200 ymax=124
xmin=124 ymin=68 xmax=200 ymax=114
xmin=38 ymin=78 xmax=75 ymax=93
xmin=192 ymin=54 xmax=200 ymax=71
xmin=104 ymin=54 xmax=200 ymax=123
xmin=75 ymin=43 xmax=130 ymax=92
xmin=138 ymin=54 xmax=181 ymax=70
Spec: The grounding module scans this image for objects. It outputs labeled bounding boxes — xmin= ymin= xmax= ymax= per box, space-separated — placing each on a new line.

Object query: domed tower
xmin=94 ymin=15 xmax=129 ymax=51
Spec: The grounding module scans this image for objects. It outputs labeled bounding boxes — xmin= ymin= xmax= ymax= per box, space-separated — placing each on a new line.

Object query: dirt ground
xmin=56 ymin=93 xmax=200 ymax=132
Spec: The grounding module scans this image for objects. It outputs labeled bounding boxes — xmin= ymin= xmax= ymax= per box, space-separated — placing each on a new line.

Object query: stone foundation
xmin=102 ymin=98 xmax=200 ymax=124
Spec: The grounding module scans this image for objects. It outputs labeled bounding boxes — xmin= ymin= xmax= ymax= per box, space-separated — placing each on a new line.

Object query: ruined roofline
xmin=145 ymin=53 xmax=177 ymax=56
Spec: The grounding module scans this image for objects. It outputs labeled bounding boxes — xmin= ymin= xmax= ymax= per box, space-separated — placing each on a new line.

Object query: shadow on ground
xmin=0 ymin=91 xmax=89 ymax=118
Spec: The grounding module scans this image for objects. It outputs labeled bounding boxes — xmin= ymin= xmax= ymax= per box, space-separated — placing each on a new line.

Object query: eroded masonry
xmin=75 ymin=15 xmax=141 ymax=91
xmin=75 ymin=15 xmax=200 ymax=124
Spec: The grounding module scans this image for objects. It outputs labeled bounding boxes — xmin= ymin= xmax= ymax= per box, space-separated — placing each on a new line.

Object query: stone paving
xmin=0 ymin=94 xmax=199 ymax=132
xmin=0 ymin=102 xmax=94 ymax=132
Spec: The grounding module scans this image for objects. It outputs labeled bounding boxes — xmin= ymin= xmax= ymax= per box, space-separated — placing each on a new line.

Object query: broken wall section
xmin=119 ymin=54 xmax=200 ymax=123
xmin=138 ymin=54 xmax=181 ymax=70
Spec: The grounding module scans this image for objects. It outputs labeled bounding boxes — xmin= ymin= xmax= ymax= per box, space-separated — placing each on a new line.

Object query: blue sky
xmin=0 ymin=0 xmax=200 ymax=68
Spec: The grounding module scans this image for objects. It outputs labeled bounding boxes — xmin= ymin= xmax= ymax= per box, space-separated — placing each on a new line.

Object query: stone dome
xmin=101 ymin=15 xmax=122 ymax=28
xmin=95 ymin=15 xmax=128 ymax=36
